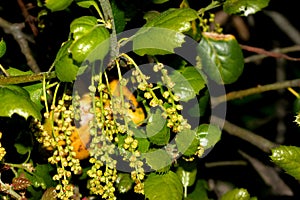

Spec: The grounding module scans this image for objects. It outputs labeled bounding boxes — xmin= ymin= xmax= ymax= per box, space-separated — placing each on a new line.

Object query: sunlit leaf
xmin=69 ymin=26 xmax=110 ymax=63
xmin=145 ymin=171 xmax=183 ymax=200
xmin=197 ymin=32 xmax=244 ymax=84
xmin=223 ymin=0 xmax=270 ymax=16
xmin=0 ymin=86 xmax=41 ymax=120
xmin=220 ymin=188 xmax=251 ymax=200
xmin=45 ymin=0 xmax=73 ymax=12
xmin=270 ymin=145 xmax=300 ymax=181
xmin=196 ymin=124 xmax=222 ymax=150
xmin=70 ymin=16 xmax=98 ymax=41
xmin=133 ymin=8 xmax=198 ymax=56
xmin=55 ymin=54 xmax=79 ymax=82
xmin=176 ymin=166 xmax=197 ymax=187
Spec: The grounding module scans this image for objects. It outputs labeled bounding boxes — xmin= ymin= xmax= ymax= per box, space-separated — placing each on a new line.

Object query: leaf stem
xmin=211 ymin=79 xmax=300 ymax=107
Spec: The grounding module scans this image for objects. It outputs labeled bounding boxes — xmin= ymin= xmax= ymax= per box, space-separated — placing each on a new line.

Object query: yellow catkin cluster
xmin=35 ymin=95 xmax=83 ymax=199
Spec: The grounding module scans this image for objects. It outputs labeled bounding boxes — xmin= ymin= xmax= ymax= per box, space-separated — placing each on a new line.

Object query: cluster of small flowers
xmin=36 ymin=95 xmax=82 ymax=199
xmin=85 ymin=83 xmax=121 ymax=199
xmin=87 ymin=158 xmax=117 ymax=200
xmin=129 ymin=151 xmax=145 ymax=194
xmin=199 ymin=13 xmax=223 ymax=33
xmin=0 ymin=132 xmax=6 ymax=161
xmin=155 ymin=64 xmax=191 ymax=133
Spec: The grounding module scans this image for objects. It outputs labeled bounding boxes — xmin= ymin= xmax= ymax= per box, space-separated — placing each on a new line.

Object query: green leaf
xmin=45 ymin=0 xmax=73 ymax=12
xmin=176 ymin=166 xmax=197 ymax=187
xmin=223 ymin=0 xmax=270 ymax=16
xmin=54 ymin=40 xmax=79 ymax=82
xmin=170 ymin=67 xmax=205 ymax=102
xmin=186 ymin=179 xmax=209 ymax=200
xmin=196 ymin=124 xmax=222 ymax=150
xmin=144 ymin=149 xmax=172 ymax=171
xmin=69 ymin=25 xmax=110 ymax=63
xmin=23 ymin=83 xmax=44 ymax=111
xmin=0 ymin=38 xmax=6 ymax=58
xmin=220 ymin=188 xmax=250 ymax=200
xmin=14 ymin=143 xmax=31 ymax=155
xmin=35 ymin=164 xmax=56 ymax=188
xmin=188 ymin=89 xmax=209 ymax=117
xmin=144 ymin=171 xmax=183 ymax=200
xmin=54 ymin=40 xmax=73 ymax=63
xmin=270 ymin=145 xmax=300 ymax=181
xmin=111 ymin=1 xmax=126 ymax=33
xmin=179 ymin=67 xmax=206 ymax=95
xmin=75 ymin=0 xmax=99 ymax=10
xmin=152 ymin=0 xmax=169 ymax=4
xmin=175 ymin=129 xmax=198 ymax=156
xmin=55 ymin=54 xmax=79 ymax=82
xmin=130 ymin=125 xmax=150 ymax=153
xmin=116 ymin=173 xmax=134 ymax=193
xmin=6 ymin=67 xmax=33 ymax=76
xmin=146 ymin=108 xmax=170 ymax=145
xmin=197 ymin=32 xmax=244 ymax=84
xmin=0 ymin=86 xmax=41 ymax=120
xmin=70 ymin=16 xmax=98 ymax=41
xmin=143 ymin=11 xmax=160 ymax=23
xmin=133 ymin=8 xmax=198 ymax=56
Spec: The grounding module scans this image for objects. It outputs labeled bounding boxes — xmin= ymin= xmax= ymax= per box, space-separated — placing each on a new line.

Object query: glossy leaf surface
xmin=176 ymin=166 xmax=197 ymax=187
xmin=45 ymin=0 xmax=73 ymax=12
xmin=69 ymin=25 xmax=110 ymax=63
xmin=144 ymin=171 xmax=183 ymax=200
xmin=133 ymin=8 xmax=198 ymax=56
xmin=196 ymin=124 xmax=222 ymax=150
xmin=70 ymin=16 xmax=98 ymax=41
xmin=270 ymin=145 xmax=300 ymax=181
xmin=224 ymin=0 xmax=270 ymax=16
xmin=0 ymin=85 xmax=41 ymax=120
xmin=170 ymin=67 xmax=205 ymax=102
xmin=198 ymin=32 xmax=244 ymax=84
xmin=221 ymin=188 xmax=251 ymax=200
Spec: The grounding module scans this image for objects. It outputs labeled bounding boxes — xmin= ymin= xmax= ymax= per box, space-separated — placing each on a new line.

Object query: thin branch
xmin=205 ymin=160 xmax=248 ymax=168
xmin=0 ymin=17 xmax=40 ymax=73
xmin=244 ymin=45 xmax=300 ymax=63
xmin=0 ymin=71 xmax=56 ymax=85
xmin=241 ymin=44 xmax=300 ymax=62
xmin=17 ymin=0 xmax=38 ymax=36
xmin=211 ymin=115 xmax=278 ymax=154
xmin=99 ymin=0 xmax=119 ymax=60
xmin=211 ymin=79 xmax=300 ymax=107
